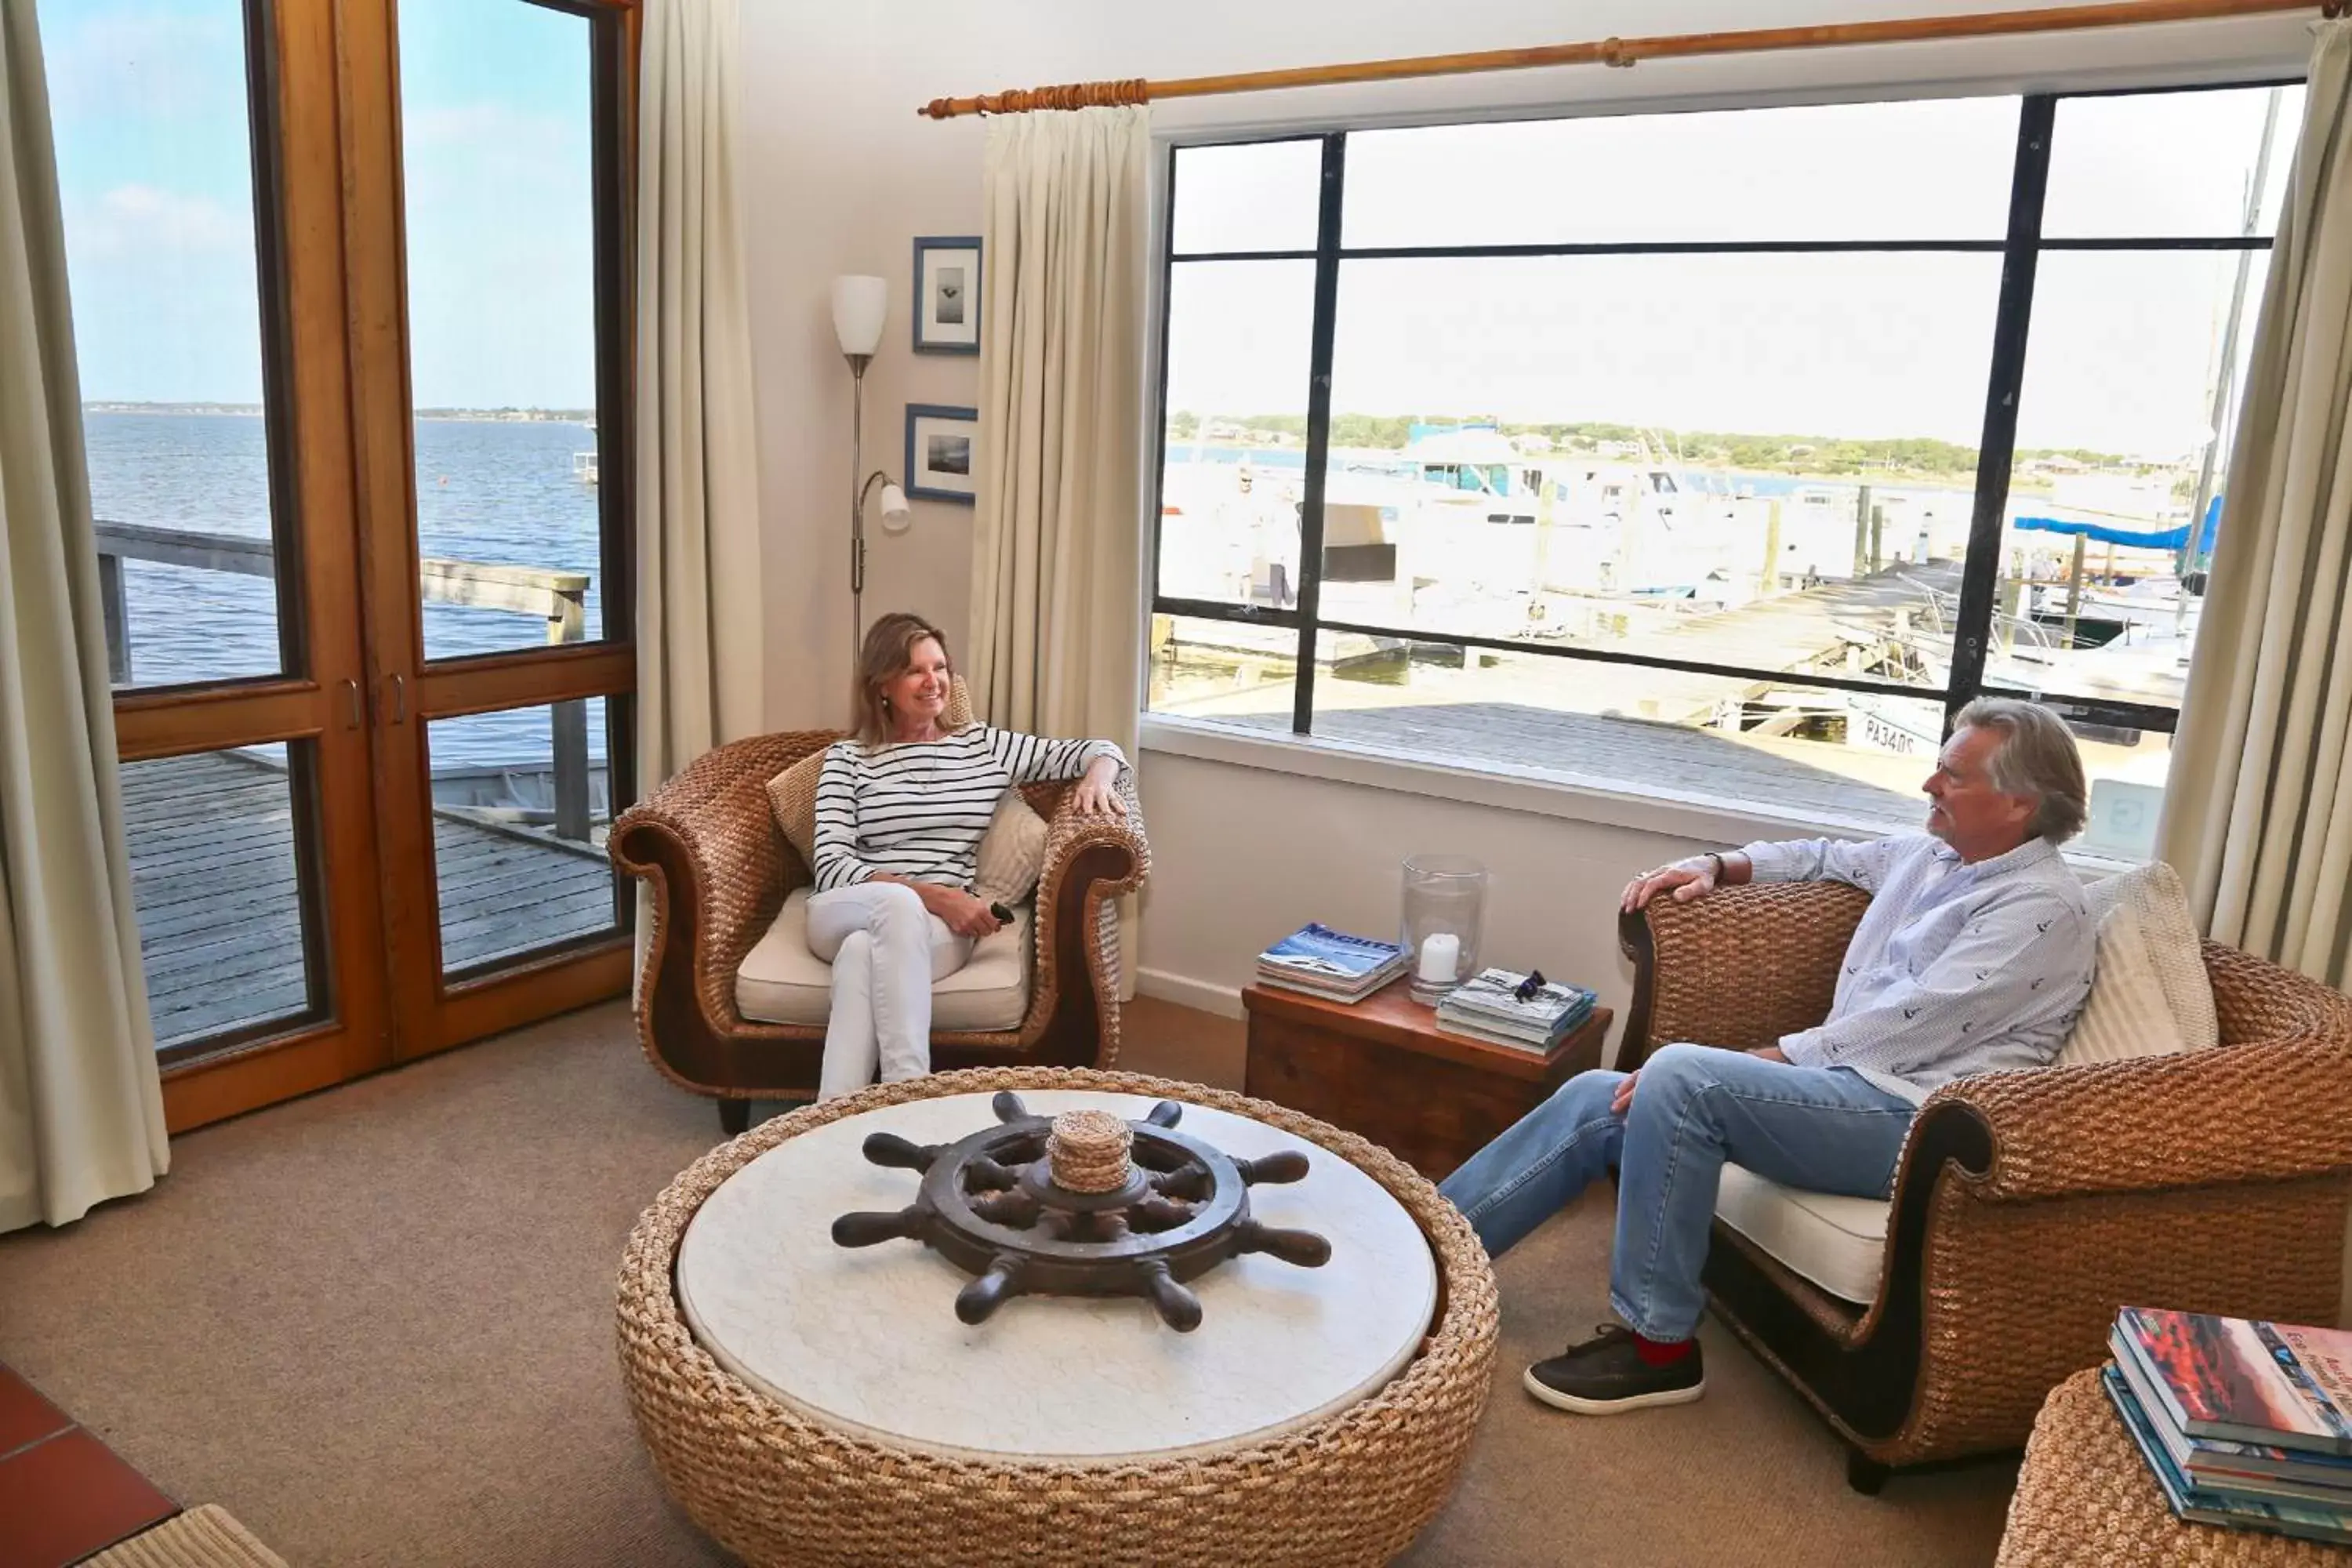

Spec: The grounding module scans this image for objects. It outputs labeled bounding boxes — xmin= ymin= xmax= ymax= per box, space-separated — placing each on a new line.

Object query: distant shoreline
xmin=85 ymin=402 xmax=593 ymax=424
xmin=1165 ymin=439 xmax=2056 ymax=498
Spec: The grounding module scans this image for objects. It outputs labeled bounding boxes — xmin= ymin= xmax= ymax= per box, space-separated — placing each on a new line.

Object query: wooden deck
xmin=120 ymin=750 xmax=615 ymax=1050
xmin=1604 ymin=558 xmax=1962 ymax=715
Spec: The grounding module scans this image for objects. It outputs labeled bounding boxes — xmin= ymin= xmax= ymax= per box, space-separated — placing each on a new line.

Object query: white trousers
xmin=804 ymin=882 xmax=972 ymax=1101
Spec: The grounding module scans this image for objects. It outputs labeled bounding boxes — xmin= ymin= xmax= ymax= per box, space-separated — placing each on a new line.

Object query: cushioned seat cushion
xmin=1715 ymin=1163 xmax=1890 ymax=1305
xmin=735 ymin=887 xmax=1032 ymax=1032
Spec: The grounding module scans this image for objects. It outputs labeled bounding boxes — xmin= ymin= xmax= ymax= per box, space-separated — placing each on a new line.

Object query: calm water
xmin=90 ymin=411 xmax=608 ymax=768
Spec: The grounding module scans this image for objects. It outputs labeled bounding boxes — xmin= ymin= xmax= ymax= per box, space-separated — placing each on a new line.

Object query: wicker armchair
xmin=610 ymin=731 xmax=1149 ymax=1133
xmin=1617 ymin=881 xmax=2352 ymax=1492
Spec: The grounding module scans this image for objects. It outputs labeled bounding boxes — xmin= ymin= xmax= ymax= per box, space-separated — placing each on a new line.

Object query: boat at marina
xmin=1156 ymin=421 xmax=2209 ymax=858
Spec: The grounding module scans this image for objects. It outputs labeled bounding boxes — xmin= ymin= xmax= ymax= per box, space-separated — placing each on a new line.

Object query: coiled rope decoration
xmin=1046 ymin=1109 xmax=1134 ymax=1193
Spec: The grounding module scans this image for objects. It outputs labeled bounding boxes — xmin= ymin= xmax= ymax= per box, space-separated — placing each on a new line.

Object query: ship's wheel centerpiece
xmin=830 ymin=1091 xmax=1331 ymax=1330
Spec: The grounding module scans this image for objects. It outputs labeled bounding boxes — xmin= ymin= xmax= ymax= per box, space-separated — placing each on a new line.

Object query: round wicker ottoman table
xmin=1996 ymin=1367 xmax=2352 ymax=1566
xmin=617 ymin=1067 xmax=1498 ymax=1568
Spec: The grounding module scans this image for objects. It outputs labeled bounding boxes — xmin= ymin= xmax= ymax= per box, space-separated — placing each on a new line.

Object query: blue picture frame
xmin=905 ymin=403 xmax=978 ymax=504
xmin=912 ymin=236 xmax=982 ymax=354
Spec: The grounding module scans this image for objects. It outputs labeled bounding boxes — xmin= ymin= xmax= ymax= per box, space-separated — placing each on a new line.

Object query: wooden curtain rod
xmin=916 ymin=0 xmax=2339 ymax=118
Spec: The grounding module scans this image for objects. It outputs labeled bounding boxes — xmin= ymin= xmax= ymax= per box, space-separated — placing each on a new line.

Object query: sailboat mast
xmin=2180 ymin=85 xmax=2285 ymax=584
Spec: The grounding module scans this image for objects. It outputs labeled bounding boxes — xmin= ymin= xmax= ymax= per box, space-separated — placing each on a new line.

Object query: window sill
xmin=1137 ymin=713 xmax=2142 ymax=879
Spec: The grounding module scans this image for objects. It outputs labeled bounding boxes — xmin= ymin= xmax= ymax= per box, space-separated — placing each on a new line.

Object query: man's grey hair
xmin=1952 ymin=697 xmax=2089 ymax=844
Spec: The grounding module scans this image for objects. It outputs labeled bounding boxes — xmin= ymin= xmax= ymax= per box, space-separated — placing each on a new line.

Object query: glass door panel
xmin=121 ymin=744 xmax=325 ymax=1053
xmin=426 ymin=698 xmax=622 ymax=976
xmin=396 ymin=0 xmax=610 ymax=663
xmin=41 ymin=0 xmax=296 ymax=690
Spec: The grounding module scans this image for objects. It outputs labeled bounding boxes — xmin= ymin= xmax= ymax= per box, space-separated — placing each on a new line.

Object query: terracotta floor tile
xmin=0 ymin=1367 xmax=71 ymax=1461
xmin=0 ymin=1428 xmax=176 ymax=1568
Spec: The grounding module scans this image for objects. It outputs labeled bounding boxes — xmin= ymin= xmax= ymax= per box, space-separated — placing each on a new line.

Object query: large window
xmin=1151 ymin=83 xmax=2297 ymax=860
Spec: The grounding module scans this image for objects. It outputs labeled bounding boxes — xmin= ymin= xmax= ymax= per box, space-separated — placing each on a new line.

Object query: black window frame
xmin=1149 ymin=80 xmax=2295 ymax=759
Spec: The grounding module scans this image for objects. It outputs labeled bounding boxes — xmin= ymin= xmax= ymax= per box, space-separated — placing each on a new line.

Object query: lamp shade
xmin=832 ymin=275 xmax=887 ymax=356
xmin=878 ymin=483 xmax=912 ymax=533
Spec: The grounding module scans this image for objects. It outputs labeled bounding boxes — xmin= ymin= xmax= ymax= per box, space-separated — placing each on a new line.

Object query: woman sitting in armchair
xmin=809 ymin=612 xmax=1127 ymax=1099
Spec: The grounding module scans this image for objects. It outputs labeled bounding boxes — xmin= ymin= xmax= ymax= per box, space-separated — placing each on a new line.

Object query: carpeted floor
xmin=0 ymin=998 xmax=2018 ymax=1566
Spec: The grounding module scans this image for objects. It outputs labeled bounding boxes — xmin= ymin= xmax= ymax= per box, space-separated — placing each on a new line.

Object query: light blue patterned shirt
xmin=1736 ymin=833 xmax=2097 ymax=1105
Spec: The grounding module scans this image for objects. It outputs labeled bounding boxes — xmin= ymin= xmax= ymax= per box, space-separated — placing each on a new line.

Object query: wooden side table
xmin=1243 ymin=978 xmax=1610 ymax=1179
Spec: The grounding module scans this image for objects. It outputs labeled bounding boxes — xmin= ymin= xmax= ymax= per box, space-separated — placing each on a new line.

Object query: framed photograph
xmin=905 ymin=404 xmax=978 ymax=503
xmin=912 ymin=236 xmax=981 ymax=354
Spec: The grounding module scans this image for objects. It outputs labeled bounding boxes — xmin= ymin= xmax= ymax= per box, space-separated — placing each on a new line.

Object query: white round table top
xmin=676 ymin=1090 xmax=1439 ymax=1463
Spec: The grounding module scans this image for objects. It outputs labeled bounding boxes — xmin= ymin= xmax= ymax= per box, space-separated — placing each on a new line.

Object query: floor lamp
xmin=832 ymin=276 xmax=909 ymax=666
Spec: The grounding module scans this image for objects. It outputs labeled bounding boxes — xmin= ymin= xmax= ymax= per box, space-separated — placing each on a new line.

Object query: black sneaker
xmin=1523 ymin=1324 xmax=1704 ymax=1414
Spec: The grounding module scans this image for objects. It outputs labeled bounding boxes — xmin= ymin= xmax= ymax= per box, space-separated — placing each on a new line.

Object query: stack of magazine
xmin=2103 ymin=1305 xmax=2352 ymax=1547
xmin=1256 ymin=924 xmax=1407 ymax=1003
xmin=1434 ymin=967 xmax=1597 ymax=1053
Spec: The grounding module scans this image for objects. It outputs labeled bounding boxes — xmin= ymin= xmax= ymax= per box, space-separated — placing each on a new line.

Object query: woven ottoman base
xmin=85 ymin=1505 xmax=288 ymax=1568
xmin=618 ymin=1067 xmax=1498 ymax=1568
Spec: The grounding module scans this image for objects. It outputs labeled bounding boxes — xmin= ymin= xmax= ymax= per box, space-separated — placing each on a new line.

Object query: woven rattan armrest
xmin=1035 ymin=767 xmax=1150 ymax=902
xmin=1915 ymin=945 xmax=2352 ymax=1203
xmin=1022 ymin=769 xmax=1149 ymax=1053
xmin=1618 ymin=880 xmax=1872 ymax=1067
xmin=612 ymin=730 xmax=839 ymax=1023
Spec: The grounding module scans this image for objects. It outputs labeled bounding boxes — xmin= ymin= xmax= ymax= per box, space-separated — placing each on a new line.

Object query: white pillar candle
xmin=1417 ymin=931 xmax=1461 ymax=984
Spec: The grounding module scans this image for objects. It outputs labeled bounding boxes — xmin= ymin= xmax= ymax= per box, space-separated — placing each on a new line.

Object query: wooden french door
xmin=338 ymin=0 xmax=638 ymax=1060
xmin=55 ymin=0 xmax=637 ymax=1132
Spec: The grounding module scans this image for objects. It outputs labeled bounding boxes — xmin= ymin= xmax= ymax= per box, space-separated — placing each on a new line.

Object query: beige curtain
xmin=0 ymin=0 xmax=168 ymax=1231
xmin=968 ymin=107 xmax=1149 ymax=996
xmin=636 ymin=0 xmax=764 ymax=794
xmin=2159 ymin=20 xmax=2352 ymax=989
xmin=968 ymin=105 xmax=1149 ymax=762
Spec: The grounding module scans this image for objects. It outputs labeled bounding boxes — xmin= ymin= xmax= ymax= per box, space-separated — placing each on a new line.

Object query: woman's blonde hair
xmin=853 ymin=612 xmax=958 ymax=746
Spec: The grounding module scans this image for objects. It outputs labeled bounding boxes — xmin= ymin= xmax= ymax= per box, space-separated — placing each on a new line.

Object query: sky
xmin=30 ymin=8 xmax=2292 ymax=452
xmin=38 ymin=0 xmax=597 ymax=410
xmin=1167 ymin=85 xmax=2296 ymax=462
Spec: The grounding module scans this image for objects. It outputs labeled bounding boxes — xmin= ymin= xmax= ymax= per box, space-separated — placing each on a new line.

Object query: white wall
xmin=735 ymin=0 xmax=2306 ymax=1044
xmin=1140 ymin=750 xmax=1708 ymax=1051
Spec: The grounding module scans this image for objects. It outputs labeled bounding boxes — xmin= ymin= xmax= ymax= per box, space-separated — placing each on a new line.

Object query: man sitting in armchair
xmin=1438 ymin=697 xmax=2099 ymax=1416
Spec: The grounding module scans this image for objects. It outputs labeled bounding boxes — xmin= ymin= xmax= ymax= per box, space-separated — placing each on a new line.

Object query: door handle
xmin=388 ymin=673 xmax=407 ymax=724
xmin=343 ymin=678 xmax=362 ymax=730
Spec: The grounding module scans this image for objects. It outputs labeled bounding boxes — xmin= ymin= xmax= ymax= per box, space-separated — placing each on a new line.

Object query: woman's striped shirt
xmin=811 ymin=726 xmax=1124 ymax=893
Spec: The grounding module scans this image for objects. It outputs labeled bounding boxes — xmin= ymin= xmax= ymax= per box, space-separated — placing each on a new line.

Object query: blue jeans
xmin=1437 ymin=1044 xmax=1917 ymax=1341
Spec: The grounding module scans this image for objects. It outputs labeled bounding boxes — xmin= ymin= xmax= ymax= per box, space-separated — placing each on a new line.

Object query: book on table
xmin=1430 ymin=1014 xmax=1574 ymax=1054
xmin=1432 ymin=1006 xmax=1593 ymax=1053
xmin=2099 ymin=1306 xmax=2352 ymax=1544
xmin=2103 ymin=1364 xmax=2352 ymax=1545
xmin=1434 ymin=967 xmax=1596 ymax=1051
xmin=2112 ymin=1305 xmax=2352 ymax=1454
xmin=2108 ymin=1329 xmax=2352 ymax=1502
xmin=1256 ymin=924 xmax=1407 ymax=1004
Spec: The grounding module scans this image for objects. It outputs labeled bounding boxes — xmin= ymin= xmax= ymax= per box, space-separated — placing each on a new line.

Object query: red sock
xmin=1634 ymin=1334 xmax=1694 ymax=1367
